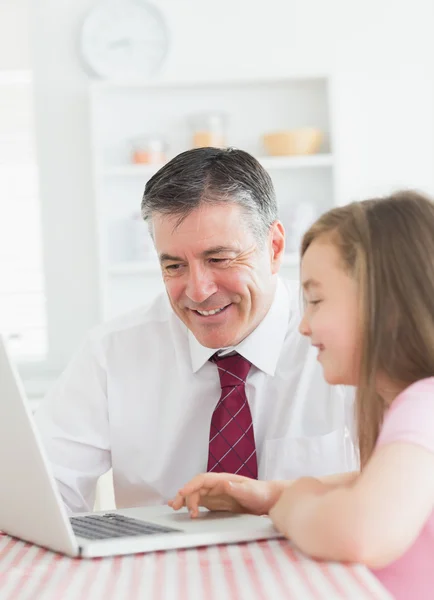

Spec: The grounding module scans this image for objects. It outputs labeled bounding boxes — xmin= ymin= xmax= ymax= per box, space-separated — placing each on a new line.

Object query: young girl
xmin=169 ymin=190 xmax=434 ymax=599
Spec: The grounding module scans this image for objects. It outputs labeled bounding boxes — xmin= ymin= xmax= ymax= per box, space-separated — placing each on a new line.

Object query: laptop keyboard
xmin=70 ymin=513 xmax=181 ymax=540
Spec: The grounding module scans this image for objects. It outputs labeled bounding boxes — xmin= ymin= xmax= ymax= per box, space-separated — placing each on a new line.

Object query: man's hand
xmin=168 ymin=472 xmax=281 ymax=518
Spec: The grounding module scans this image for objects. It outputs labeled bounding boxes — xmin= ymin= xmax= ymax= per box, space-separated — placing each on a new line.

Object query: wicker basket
xmin=262 ymin=128 xmax=323 ymax=156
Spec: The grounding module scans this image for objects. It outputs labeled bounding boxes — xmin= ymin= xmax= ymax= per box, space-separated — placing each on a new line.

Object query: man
xmin=35 ymin=147 xmax=357 ymax=513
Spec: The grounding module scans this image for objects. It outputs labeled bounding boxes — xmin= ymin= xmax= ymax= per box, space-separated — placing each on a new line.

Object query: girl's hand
xmin=168 ymin=472 xmax=280 ymax=518
xmin=269 ymin=477 xmax=329 ymax=537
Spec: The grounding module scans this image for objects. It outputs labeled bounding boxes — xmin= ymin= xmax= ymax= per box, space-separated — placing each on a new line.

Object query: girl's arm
xmin=311 ymin=470 xmax=359 ymax=487
xmin=270 ymin=442 xmax=434 ymax=568
xmin=169 ymin=471 xmax=359 ymax=517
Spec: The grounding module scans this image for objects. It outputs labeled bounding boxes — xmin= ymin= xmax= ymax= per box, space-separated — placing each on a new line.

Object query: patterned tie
xmin=207 ymin=353 xmax=258 ymax=479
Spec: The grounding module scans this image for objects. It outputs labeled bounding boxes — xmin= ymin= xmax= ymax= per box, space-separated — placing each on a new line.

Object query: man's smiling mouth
xmin=193 ymin=305 xmax=230 ymax=317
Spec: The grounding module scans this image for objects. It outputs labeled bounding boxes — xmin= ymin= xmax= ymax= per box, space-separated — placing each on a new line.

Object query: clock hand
xmin=108 ymin=38 xmax=131 ymax=49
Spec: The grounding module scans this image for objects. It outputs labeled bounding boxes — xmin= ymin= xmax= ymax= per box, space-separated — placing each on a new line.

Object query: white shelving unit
xmin=103 ymin=153 xmax=334 ymax=177
xmin=89 ymin=76 xmax=336 ymax=321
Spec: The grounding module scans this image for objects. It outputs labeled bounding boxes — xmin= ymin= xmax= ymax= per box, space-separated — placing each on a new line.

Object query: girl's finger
xmin=185 ymin=491 xmax=201 ymax=518
xmin=168 ymin=493 xmax=185 ymax=510
xmin=179 ymin=473 xmax=247 ymax=496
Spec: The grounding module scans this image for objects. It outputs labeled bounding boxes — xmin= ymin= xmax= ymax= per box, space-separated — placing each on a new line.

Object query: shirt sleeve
xmin=342 ymin=385 xmax=360 ymax=469
xmin=34 ymin=337 xmax=111 ymax=513
xmin=377 ymin=379 xmax=434 ymax=454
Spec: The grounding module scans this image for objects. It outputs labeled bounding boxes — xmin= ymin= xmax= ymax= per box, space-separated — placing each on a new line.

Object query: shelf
xmin=91 ymin=74 xmax=329 ymax=91
xmin=108 ymin=253 xmax=299 ymax=276
xmin=260 ymin=154 xmax=333 ymax=169
xmin=102 ymin=154 xmax=333 ymax=177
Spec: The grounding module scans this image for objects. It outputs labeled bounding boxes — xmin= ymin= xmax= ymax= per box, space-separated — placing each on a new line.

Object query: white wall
xmin=0 ymin=0 xmax=29 ymax=70
xmin=29 ymin=0 xmax=434 ymax=368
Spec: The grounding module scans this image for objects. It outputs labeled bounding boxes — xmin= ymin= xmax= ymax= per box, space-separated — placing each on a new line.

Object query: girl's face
xmin=299 ymin=239 xmax=361 ymax=386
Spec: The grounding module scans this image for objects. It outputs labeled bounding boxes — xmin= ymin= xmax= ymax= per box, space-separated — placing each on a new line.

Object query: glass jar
xmin=130 ymin=135 xmax=167 ymax=165
xmin=189 ymin=112 xmax=227 ymax=149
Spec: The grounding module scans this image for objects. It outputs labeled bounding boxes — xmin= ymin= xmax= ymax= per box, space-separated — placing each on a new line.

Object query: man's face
xmin=152 ymin=203 xmax=285 ymax=348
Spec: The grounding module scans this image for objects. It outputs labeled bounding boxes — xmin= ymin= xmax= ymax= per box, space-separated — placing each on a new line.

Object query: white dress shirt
xmin=35 ymin=278 xmax=358 ymax=513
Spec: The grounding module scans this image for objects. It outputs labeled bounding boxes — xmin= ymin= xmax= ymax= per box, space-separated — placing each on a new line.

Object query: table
xmin=0 ymin=533 xmax=392 ymax=599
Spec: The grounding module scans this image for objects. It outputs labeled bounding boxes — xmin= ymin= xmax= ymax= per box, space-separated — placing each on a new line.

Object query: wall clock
xmin=80 ymin=0 xmax=169 ymax=80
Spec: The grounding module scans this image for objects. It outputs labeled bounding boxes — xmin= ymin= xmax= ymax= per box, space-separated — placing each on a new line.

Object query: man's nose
xmin=298 ymin=313 xmax=312 ymax=337
xmin=185 ymin=266 xmax=218 ymax=304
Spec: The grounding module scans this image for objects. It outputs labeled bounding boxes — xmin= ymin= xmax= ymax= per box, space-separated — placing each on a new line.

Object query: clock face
xmin=80 ymin=0 xmax=169 ymax=80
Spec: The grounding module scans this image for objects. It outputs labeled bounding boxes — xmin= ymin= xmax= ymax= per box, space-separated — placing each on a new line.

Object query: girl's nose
xmin=298 ymin=313 xmax=311 ymax=337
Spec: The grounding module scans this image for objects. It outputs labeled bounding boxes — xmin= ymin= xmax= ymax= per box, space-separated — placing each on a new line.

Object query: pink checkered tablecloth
xmin=0 ymin=533 xmax=392 ymax=599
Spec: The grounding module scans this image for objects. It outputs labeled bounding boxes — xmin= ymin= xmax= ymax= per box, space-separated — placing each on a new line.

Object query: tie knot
xmin=211 ymin=353 xmax=251 ymax=388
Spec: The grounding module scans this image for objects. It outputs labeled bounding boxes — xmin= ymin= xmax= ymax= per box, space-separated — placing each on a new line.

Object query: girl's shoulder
xmin=393 ymin=377 xmax=434 ymax=410
xmin=378 ymin=377 xmax=434 ymax=450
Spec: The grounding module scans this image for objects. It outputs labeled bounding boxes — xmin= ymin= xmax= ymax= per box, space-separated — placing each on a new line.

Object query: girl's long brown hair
xmin=301 ymin=191 xmax=434 ymax=467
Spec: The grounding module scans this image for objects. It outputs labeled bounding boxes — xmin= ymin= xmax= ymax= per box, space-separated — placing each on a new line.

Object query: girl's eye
xmin=309 ymin=299 xmax=322 ymax=306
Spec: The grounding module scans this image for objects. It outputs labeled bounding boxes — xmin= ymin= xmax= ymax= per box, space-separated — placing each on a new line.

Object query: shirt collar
xmin=188 ymin=277 xmax=291 ymax=376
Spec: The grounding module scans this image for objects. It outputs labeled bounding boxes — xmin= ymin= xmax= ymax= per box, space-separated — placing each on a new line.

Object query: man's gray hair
xmin=141 ymin=147 xmax=278 ymax=243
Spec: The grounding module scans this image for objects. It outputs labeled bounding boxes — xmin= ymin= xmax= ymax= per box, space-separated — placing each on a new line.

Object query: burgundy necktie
xmin=207 ymin=353 xmax=258 ymax=479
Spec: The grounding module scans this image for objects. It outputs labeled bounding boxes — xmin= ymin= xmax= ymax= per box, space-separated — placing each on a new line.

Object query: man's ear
xmin=269 ymin=220 xmax=286 ymax=274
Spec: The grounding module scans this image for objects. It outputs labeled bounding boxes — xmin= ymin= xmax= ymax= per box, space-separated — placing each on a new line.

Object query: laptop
xmin=0 ymin=336 xmax=281 ymax=558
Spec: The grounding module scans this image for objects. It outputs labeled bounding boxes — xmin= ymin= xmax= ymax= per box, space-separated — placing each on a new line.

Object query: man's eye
xmin=165 ymin=264 xmax=181 ymax=271
xmin=209 ymin=258 xmax=230 ymax=265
